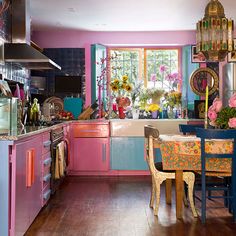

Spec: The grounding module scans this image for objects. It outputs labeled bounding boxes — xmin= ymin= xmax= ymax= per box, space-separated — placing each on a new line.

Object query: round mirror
xmin=190 ymin=67 xmax=219 ymax=96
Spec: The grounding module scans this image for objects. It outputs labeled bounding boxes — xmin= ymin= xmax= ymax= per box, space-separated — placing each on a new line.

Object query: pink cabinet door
xmin=73 ymin=138 xmax=109 ymax=171
xmin=12 ymin=135 xmax=42 ymax=236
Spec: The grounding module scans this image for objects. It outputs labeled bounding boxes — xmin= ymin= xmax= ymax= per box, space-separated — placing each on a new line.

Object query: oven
xmin=50 ymin=126 xmax=68 ymax=194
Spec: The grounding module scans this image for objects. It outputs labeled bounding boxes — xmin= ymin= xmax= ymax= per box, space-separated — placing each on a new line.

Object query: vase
xmin=118 ymin=107 xmax=125 ymax=119
xmin=167 ymin=108 xmax=175 ymax=119
xmin=151 ymin=110 xmax=159 ymax=119
xmin=132 ymin=108 xmax=139 ymax=119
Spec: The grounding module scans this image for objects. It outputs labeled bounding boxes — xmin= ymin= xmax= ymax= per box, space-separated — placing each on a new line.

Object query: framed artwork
xmin=190 ymin=68 xmax=219 ymax=96
xmin=228 ymin=51 xmax=236 ymax=62
xmin=227 ymin=39 xmax=236 ymax=62
xmin=191 ymin=45 xmax=206 ymax=63
xmin=194 ymin=100 xmax=213 ymax=119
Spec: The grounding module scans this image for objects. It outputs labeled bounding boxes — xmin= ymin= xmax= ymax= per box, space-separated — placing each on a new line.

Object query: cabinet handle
xmin=80 ymin=129 xmax=100 ymax=133
xmin=43 ymin=157 xmax=52 ymax=166
xmin=26 ymin=150 xmax=32 ymax=187
xmin=43 ymin=173 xmax=51 ymax=182
xmin=102 ymin=143 xmax=106 ymax=162
xmin=43 ymin=189 xmax=51 ymax=200
xmin=43 ymin=140 xmax=51 ymax=147
xmin=26 ymin=149 xmax=35 ymax=187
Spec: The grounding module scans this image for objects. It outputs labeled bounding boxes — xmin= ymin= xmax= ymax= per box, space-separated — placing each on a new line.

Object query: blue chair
xmin=196 ymin=128 xmax=236 ymax=223
xmin=179 ymin=124 xmax=204 ymax=135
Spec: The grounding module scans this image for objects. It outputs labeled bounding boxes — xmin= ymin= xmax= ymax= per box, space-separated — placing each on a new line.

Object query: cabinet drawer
xmin=42 ymin=132 xmax=51 ymax=154
xmin=73 ymin=124 xmax=109 ymax=137
xmin=42 ymin=185 xmax=51 ymax=206
xmin=43 ymin=173 xmax=51 ymax=189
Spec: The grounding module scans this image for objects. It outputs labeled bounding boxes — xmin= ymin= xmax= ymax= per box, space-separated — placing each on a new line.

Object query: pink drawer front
xmin=73 ymin=124 xmax=109 ymax=137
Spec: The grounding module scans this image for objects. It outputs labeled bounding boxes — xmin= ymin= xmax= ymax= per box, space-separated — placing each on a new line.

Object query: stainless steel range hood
xmin=0 ymin=0 xmax=61 ymax=70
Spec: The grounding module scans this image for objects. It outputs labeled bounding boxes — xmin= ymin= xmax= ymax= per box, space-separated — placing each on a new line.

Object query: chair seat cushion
xmin=154 ymin=162 xmax=174 ymax=173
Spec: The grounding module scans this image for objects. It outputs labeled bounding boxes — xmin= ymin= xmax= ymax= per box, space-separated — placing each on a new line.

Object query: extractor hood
xmin=0 ymin=0 xmax=61 ymax=70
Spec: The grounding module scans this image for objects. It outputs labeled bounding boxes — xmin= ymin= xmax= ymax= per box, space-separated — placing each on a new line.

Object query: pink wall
xmin=32 ymin=30 xmax=196 ymax=106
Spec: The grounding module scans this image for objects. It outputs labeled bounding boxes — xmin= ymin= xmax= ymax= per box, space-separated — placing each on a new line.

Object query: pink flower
xmin=208 ymin=109 xmax=217 ymax=121
xmin=159 ymin=65 xmax=168 ymax=73
xmin=211 ymin=98 xmax=222 ymax=113
xmin=150 ymin=74 xmax=157 ymax=82
xmin=165 ymin=74 xmax=174 ymax=82
xmin=229 ymin=93 xmax=236 ymax=108
xmin=228 ymin=117 xmax=236 ymax=128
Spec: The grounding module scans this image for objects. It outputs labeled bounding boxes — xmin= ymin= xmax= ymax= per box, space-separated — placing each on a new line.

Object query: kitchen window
xmin=108 ymin=47 xmax=180 ymax=92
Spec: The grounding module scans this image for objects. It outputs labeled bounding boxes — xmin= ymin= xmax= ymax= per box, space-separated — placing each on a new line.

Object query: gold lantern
xmin=196 ymin=0 xmax=234 ymax=62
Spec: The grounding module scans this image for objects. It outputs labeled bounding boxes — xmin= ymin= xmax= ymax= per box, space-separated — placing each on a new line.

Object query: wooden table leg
xmin=175 ymin=170 xmax=183 ymax=219
xmin=165 ymin=179 xmax=172 ymax=204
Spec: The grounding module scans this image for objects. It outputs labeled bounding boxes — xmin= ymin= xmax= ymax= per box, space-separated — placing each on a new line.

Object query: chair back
xmin=196 ymin=127 xmax=236 ymax=222
xmin=196 ymin=128 xmax=236 ymax=169
xmin=179 ymin=124 xmax=204 ymax=135
xmin=144 ymin=125 xmax=160 ymax=174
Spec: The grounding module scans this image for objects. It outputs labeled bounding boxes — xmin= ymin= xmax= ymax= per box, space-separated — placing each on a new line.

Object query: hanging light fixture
xmin=196 ymin=0 xmax=234 ymax=62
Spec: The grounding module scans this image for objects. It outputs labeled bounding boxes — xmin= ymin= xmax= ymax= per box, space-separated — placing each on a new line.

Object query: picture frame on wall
xmin=227 ymin=39 xmax=236 ymax=62
xmin=191 ymin=45 xmax=206 ymax=63
xmin=194 ymin=100 xmax=213 ymax=119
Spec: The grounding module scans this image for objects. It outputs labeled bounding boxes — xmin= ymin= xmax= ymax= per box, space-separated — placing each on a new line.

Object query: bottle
xmin=30 ymin=98 xmax=39 ymax=125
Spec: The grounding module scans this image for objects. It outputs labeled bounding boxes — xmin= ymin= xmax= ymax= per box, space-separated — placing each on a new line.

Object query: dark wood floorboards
xmin=25 ymin=176 xmax=236 ymax=236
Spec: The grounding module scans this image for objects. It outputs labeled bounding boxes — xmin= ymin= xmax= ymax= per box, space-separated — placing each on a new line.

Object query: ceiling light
xmin=196 ymin=0 xmax=234 ymax=62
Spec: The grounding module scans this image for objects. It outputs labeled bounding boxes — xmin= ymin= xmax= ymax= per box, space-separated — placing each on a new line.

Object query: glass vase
xmin=151 ymin=110 xmax=159 ymax=119
xmin=167 ymin=107 xmax=175 ymax=119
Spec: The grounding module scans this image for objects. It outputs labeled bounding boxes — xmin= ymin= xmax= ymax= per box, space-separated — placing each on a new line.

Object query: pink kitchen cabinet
xmin=10 ymin=135 xmax=42 ymax=236
xmin=73 ymin=137 xmax=109 ymax=171
xmin=70 ymin=121 xmax=110 ymax=173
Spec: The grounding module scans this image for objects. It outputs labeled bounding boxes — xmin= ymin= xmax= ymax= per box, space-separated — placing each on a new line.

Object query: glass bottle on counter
xmin=30 ymin=98 xmax=39 ymax=125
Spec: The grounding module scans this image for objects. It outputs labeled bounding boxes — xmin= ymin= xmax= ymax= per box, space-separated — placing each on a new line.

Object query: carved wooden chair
xmin=144 ymin=125 xmax=197 ymax=217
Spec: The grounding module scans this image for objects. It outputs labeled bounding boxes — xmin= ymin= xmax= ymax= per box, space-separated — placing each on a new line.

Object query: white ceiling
xmin=30 ymin=0 xmax=236 ymax=32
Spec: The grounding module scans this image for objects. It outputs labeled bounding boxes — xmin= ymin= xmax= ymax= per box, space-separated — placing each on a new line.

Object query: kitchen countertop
xmin=0 ymin=119 xmax=110 ymax=141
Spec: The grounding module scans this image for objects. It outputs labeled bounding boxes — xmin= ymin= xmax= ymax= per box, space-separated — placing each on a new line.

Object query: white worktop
xmin=110 ymin=119 xmax=202 ymax=137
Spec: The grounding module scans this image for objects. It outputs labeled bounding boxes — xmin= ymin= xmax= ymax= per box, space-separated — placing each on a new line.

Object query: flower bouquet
xmin=110 ymin=75 xmax=132 ymax=119
xmin=146 ymin=88 xmax=164 ymax=104
xmin=110 ymin=75 xmax=132 ymax=96
xmin=208 ymin=93 xmax=236 ymax=129
xmin=148 ymin=103 xmax=162 ymax=119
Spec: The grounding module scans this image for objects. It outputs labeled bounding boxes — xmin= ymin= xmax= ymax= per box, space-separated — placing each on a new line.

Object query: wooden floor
xmin=25 ymin=176 xmax=236 ymax=236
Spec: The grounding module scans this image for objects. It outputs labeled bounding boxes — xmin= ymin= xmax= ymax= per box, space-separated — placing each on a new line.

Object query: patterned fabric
xmin=159 ymin=140 xmax=232 ymax=172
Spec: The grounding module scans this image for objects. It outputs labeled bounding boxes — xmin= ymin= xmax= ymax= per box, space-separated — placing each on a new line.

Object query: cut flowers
xmin=163 ymin=90 xmax=182 ymax=109
xmin=148 ymin=103 xmax=162 ymax=112
xmin=208 ymin=93 xmax=236 ymax=129
xmin=110 ymin=75 xmax=132 ymax=96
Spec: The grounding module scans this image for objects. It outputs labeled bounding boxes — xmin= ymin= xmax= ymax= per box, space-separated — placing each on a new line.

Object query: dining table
xmin=153 ymin=134 xmax=233 ymax=219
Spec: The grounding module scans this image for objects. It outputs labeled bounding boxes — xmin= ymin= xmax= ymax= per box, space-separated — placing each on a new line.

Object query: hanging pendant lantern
xmin=196 ymin=0 xmax=234 ymax=62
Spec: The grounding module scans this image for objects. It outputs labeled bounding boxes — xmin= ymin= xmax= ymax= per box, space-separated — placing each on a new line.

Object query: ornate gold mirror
xmin=190 ymin=67 xmax=219 ymax=96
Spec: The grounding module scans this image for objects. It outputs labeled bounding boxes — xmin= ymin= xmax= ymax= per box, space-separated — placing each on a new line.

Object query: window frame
xmin=108 ymin=46 xmax=182 ymax=90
